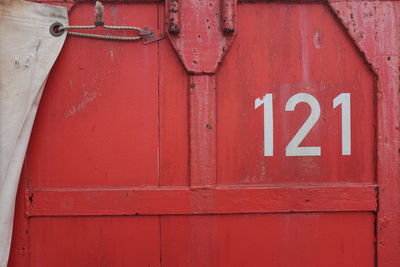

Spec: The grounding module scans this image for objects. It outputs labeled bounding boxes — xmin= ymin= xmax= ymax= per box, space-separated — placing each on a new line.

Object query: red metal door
xmin=9 ymin=0 xmax=400 ymax=266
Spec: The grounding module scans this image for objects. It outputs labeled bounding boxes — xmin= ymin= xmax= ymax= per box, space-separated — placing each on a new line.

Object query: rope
xmin=50 ymin=1 xmax=152 ymax=41
xmin=57 ymin=25 xmax=151 ymax=41
xmin=64 ymin=31 xmax=143 ymax=41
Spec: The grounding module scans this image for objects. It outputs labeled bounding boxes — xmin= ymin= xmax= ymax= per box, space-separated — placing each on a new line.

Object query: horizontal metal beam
xmin=26 ymin=185 xmax=377 ymax=216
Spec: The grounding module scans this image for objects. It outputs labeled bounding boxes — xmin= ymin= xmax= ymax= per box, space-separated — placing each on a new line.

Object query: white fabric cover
xmin=0 ymin=1 xmax=67 ymax=265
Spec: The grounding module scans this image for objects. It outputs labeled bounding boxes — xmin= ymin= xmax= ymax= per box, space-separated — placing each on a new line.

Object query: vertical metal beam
xmin=166 ymin=0 xmax=237 ymax=188
xmin=189 ymin=75 xmax=217 ymax=187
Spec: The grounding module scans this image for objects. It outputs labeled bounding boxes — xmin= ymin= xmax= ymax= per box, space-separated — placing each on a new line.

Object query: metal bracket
xmin=142 ymin=26 xmax=165 ymax=44
xmin=165 ymin=0 xmax=237 ymax=74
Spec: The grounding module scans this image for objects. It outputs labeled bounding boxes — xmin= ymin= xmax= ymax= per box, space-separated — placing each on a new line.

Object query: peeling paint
xmin=65 ymin=90 xmax=98 ymax=118
xmin=313 ymin=30 xmax=322 ymax=49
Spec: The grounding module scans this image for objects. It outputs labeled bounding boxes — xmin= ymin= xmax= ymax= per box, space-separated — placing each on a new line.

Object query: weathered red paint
xmin=165 ymin=0 xmax=236 ymax=73
xmin=161 ymin=213 xmax=375 ymax=267
xmin=328 ymin=1 xmax=400 ymax=266
xmin=221 ymin=0 xmax=236 ymax=33
xmin=167 ymin=0 xmax=179 ymax=33
xmin=8 ymin=0 xmax=400 ymax=266
xmin=189 ymin=75 xmax=217 ymax=187
xmin=26 ymin=185 xmax=377 ymax=216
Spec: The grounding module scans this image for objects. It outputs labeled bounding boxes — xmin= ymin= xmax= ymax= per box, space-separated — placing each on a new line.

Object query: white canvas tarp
xmin=0 ymin=1 xmax=67 ymax=265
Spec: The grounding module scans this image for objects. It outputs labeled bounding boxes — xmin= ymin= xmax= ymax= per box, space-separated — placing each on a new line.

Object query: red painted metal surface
xmin=26 ymin=185 xmax=377 ymax=216
xmin=8 ymin=0 xmax=400 ymax=266
xmin=161 ymin=213 xmax=375 ymax=267
xmin=328 ymin=2 xmax=400 ymax=266
xmin=165 ymin=0 xmax=236 ymax=73
xmin=217 ymin=3 xmax=375 ymax=185
xmin=189 ymin=75 xmax=217 ymax=187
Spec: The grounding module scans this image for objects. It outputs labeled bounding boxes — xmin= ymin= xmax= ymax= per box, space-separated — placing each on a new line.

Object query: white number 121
xmin=255 ymin=93 xmax=351 ymax=156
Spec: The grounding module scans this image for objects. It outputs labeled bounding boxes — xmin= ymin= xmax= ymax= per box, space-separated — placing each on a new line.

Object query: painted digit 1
xmin=255 ymin=94 xmax=273 ymax=156
xmin=333 ymin=93 xmax=351 ymax=155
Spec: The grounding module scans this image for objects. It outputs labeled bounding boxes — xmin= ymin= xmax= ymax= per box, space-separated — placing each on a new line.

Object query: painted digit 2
xmin=255 ymin=93 xmax=351 ymax=156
